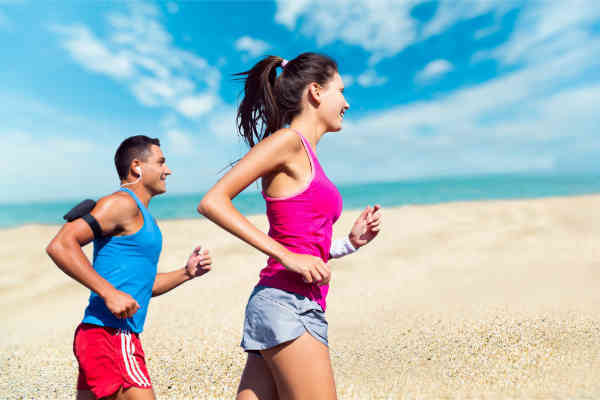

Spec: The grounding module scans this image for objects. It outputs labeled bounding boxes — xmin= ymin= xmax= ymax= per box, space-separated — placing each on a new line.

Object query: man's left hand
xmin=185 ymin=245 xmax=212 ymax=279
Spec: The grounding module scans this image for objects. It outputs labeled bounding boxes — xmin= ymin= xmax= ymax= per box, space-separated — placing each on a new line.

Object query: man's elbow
xmin=46 ymin=236 xmax=73 ymax=261
xmin=46 ymin=239 xmax=61 ymax=259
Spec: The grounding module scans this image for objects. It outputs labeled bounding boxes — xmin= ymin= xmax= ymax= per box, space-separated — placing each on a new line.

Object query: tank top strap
xmin=290 ymin=129 xmax=319 ymax=169
xmin=119 ymin=187 xmax=147 ymax=214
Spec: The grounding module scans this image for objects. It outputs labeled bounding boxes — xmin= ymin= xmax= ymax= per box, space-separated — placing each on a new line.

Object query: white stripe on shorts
xmin=127 ymin=332 xmax=151 ymax=386
xmin=120 ymin=331 xmax=145 ymax=386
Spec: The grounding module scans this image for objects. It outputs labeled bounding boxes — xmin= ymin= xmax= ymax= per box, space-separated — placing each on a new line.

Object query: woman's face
xmin=317 ymin=72 xmax=350 ymax=132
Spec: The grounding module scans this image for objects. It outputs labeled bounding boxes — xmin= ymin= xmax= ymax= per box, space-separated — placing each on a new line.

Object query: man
xmin=47 ymin=135 xmax=212 ymax=400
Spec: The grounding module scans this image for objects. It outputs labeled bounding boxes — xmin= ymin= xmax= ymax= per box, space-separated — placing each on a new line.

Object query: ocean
xmin=1 ymin=173 xmax=599 ymax=229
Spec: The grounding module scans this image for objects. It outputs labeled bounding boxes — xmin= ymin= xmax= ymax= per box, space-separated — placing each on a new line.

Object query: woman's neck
xmin=289 ymin=114 xmax=327 ymax=150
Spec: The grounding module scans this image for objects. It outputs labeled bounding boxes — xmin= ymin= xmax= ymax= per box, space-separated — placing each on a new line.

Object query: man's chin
xmin=153 ymin=185 xmax=167 ymax=196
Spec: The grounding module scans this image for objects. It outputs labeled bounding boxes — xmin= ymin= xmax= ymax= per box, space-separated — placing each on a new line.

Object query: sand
xmin=1 ymin=195 xmax=600 ymax=399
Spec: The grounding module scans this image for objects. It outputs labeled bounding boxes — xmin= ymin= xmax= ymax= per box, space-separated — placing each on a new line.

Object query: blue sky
xmin=1 ymin=0 xmax=599 ymax=203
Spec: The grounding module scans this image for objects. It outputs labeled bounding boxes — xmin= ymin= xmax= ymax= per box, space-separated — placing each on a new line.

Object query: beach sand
xmin=2 ymin=195 xmax=600 ymax=399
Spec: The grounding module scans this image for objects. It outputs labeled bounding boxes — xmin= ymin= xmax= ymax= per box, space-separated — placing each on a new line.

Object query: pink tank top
xmin=257 ymin=130 xmax=343 ymax=311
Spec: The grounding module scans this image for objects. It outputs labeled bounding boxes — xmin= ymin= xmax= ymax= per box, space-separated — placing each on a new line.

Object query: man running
xmin=47 ymin=135 xmax=212 ymax=400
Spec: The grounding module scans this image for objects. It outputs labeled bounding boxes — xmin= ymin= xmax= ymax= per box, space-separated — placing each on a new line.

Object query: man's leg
xmin=76 ymin=390 xmax=95 ymax=400
xmin=75 ymin=386 xmax=156 ymax=400
xmin=114 ymin=386 xmax=156 ymax=400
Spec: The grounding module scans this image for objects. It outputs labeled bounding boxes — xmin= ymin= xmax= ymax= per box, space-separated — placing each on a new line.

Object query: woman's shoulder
xmin=259 ymin=128 xmax=303 ymax=153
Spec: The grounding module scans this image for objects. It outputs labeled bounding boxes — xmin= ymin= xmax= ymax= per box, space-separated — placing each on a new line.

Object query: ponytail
xmin=234 ymin=56 xmax=285 ymax=147
xmin=235 ymin=53 xmax=338 ymax=148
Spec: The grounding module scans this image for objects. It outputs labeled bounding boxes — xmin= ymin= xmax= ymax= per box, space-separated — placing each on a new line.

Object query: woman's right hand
xmin=280 ymin=251 xmax=331 ymax=285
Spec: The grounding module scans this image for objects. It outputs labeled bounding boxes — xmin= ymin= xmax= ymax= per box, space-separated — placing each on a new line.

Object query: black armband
xmin=63 ymin=199 xmax=103 ymax=239
xmin=82 ymin=213 xmax=103 ymax=239
xmin=63 ymin=199 xmax=96 ymax=222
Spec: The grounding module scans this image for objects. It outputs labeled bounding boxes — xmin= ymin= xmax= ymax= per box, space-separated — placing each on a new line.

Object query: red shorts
xmin=73 ymin=323 xmax=152 ymax=398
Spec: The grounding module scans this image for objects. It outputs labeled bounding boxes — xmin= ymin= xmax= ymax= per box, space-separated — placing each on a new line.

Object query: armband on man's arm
xmin=329 ymin=236 xmax=357 ymax=259
xmin=63 ymin=199 xmax=103 ymax=239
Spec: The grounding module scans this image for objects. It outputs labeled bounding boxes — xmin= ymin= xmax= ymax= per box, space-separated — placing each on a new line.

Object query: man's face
xmin=141 ymin=145 xmax=172 ymax=195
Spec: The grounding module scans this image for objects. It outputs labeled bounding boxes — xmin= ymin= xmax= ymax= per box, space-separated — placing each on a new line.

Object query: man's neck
xmin=123 ymin=185 xmax=152 ymax=207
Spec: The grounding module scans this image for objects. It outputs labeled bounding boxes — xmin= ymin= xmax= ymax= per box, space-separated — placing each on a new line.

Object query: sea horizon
xmin=1 ymin=172 xmax=599 ymax=229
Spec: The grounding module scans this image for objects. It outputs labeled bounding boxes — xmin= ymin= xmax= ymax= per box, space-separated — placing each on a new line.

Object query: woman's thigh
xmin=261 ymin=332 xmax=336 ymax=400
xmin=237 ymin=353 xmax=278 ymax=400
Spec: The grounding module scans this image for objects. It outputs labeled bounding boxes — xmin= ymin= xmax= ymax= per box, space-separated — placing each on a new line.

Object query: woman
xmin=198 ymin=53 xmax=382 ymax=399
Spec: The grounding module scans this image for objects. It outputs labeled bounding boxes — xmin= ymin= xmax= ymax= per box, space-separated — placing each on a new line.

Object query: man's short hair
xmin=114 ymin=135 xmax=160 ymax=180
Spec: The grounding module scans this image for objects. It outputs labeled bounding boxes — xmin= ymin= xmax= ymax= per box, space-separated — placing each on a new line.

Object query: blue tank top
xmin=82 ymin=187 xmax=163 ymax=333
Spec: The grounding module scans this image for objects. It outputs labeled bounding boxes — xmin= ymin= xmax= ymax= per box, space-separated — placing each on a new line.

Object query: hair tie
xmin=280 ymin=59 xmax=288 ymax=68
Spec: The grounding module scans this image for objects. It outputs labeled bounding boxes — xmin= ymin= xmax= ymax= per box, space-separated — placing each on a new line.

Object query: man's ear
xmin=130 ymin=160 xmax=142 ymax=177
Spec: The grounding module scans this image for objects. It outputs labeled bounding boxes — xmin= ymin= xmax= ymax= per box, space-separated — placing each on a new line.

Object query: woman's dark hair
xmin=234 ymin=52 xmax=338 ymax=147
xmin=114 ymin=135 xmax=160 ymax=180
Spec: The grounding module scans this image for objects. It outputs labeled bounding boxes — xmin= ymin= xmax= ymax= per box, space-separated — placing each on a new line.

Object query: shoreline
xmin=1 ymin=191 xmax=599 ymax=231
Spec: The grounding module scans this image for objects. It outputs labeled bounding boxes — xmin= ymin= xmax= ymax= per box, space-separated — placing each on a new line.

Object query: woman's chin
xmin=328 ymin=121 xmax=344 ymax=132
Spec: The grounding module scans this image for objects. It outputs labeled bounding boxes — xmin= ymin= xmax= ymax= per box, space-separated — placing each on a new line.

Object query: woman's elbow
xmin=197 ymin=195 xmax=214 ymax=216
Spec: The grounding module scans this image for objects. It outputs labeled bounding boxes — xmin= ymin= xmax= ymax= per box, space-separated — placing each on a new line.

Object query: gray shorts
xmin=241 ymin=285 xmax=328 ymax=354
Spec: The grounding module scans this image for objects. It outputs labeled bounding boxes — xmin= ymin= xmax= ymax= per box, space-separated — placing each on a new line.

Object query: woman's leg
xmin=261 ymin=332 xmax=336 ymax=400
xmin=237 ymin=353 xmax=279 ymax=400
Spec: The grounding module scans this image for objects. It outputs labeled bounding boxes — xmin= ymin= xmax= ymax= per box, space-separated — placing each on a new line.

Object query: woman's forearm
xmin=198 ymin=192 xmax=289 ymax=262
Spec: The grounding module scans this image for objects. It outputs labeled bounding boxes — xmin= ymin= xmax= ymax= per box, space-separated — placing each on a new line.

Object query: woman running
xmin=198 ymin=53 xmax=382 ymax=400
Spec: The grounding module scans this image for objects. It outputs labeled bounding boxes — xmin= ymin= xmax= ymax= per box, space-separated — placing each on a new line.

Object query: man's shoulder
xmin=93 ymin=191 xmax=139 ymax=219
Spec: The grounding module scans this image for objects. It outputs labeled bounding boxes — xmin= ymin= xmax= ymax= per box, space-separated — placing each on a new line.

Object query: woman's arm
xmin=330 ymin=205 xmax=382 ymax=259
xmin=198 ymin=129 xmax=330 ymax=284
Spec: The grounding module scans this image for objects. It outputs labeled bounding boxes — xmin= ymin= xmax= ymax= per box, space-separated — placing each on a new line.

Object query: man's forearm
xmin=47 ymin=238 xmax=116 ymax=299
xmin=152 ymin=268 xmax=191 ymax=297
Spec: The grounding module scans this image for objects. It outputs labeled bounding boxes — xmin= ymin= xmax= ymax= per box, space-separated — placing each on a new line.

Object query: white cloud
xmin=176 ymin=94 xmax=217 ymax=118
xmin=274 ymin=0 xmax=311 ymax=29
xmin=488 ymin=1 xmax=600 ymax=66
xmin=421 ymin=1 xmax=511 ymax=39
xmin=474 ymin=20 xmax=502 ymax=40
xmin=275 ymin=0 xmax=514 ymax=64
xmin=52 ymin=25 xmax=135 ymax=79
xmin=415 ymin=59 xmax=453 ymax=83
xmin=356 ymin=69 xmax=387 ymax=87
xmin=52 ymin=1 xmax=221 ymax=119
xmin=235 ymin=36 xmax=270 ymax=58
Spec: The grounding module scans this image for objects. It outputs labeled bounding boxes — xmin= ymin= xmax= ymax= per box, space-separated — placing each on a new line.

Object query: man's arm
xmin=46 ymin=193 xmax=142 ymax=319
xmin=152 ymin=246 xmax=212 ymax=297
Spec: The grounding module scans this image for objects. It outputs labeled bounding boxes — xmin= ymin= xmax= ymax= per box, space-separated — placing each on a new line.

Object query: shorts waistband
xmin=78 ymin=322 xmax=138 ymax=337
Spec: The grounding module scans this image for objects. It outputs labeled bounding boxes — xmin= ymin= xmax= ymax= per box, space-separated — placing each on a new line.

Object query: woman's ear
xmin=308 ymin=82 xmax=321 ymax=105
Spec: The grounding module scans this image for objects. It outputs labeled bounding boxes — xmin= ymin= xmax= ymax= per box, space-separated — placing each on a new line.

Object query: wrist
xmin=183 ymin=265 xmax=194 ymax=280
xmin=273 ymin=248 xmax=291 ymax=264
xmin=330 ymin=236 xmax=358 ymax=259
xmin=98 ymin=285 xmax=116 ymax=301
xmin=348 ymin=234 xmax=360 ymax=250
